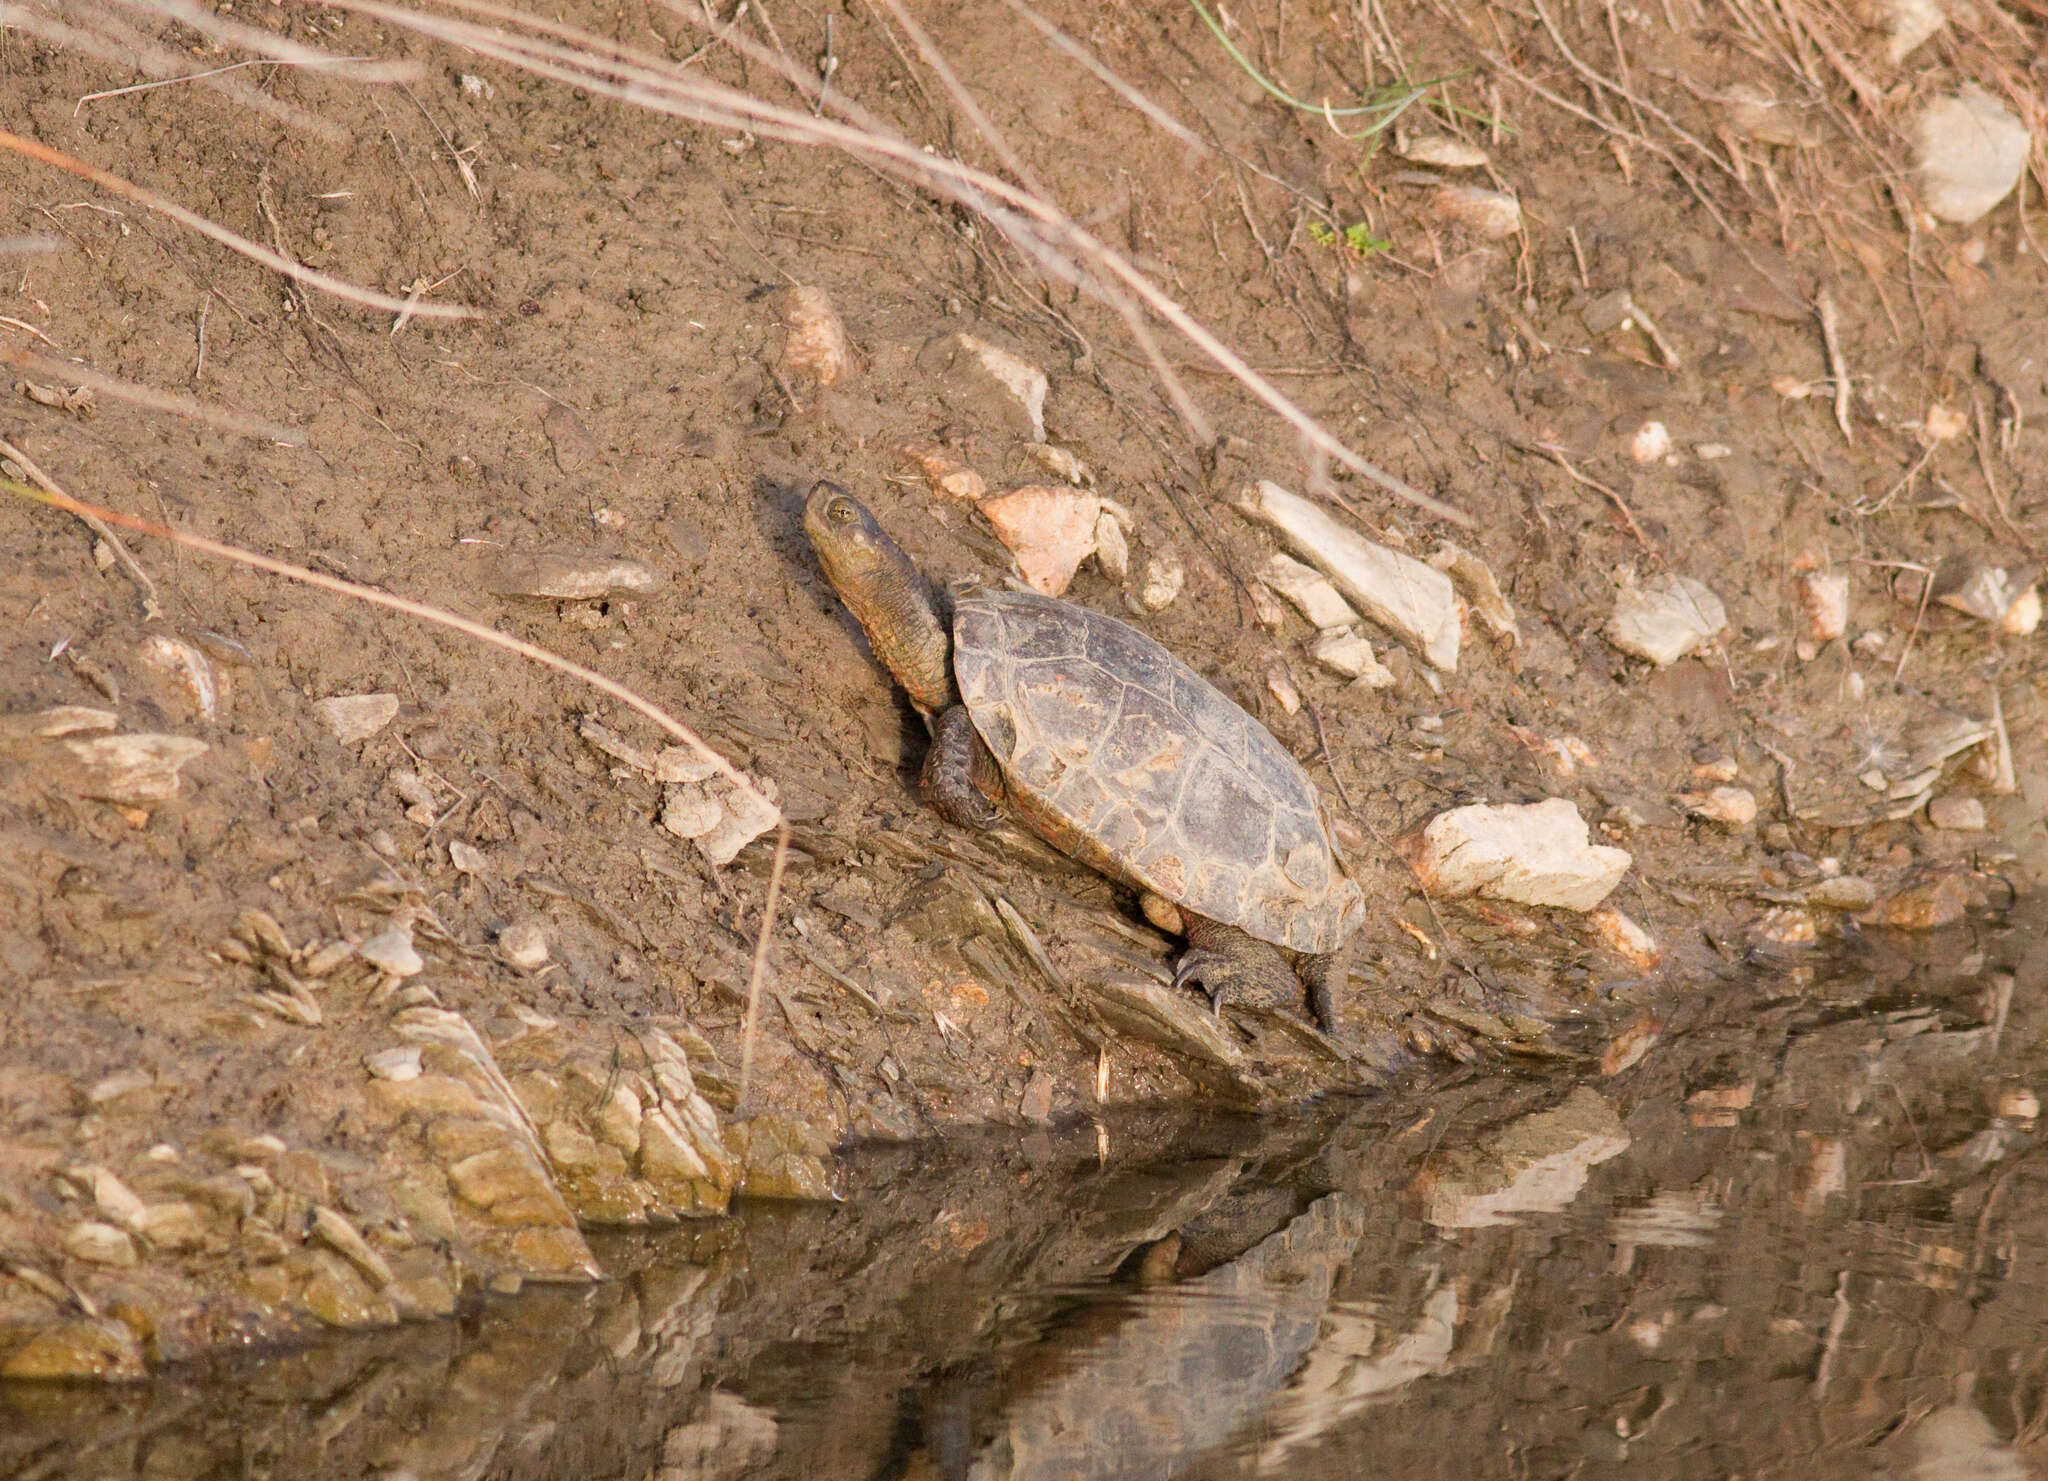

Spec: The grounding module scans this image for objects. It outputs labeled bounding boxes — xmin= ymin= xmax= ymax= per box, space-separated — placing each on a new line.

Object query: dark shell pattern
xmin=952 ymin=589 xmax=1363 ymax=954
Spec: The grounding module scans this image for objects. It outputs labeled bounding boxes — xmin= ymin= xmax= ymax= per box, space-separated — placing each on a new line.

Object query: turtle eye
xmin=828 ymin=499 xmax=858 ymax=524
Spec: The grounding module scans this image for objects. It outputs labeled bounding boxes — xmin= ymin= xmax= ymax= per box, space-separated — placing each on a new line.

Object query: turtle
xmin=803 ymin=480 xmax=1363 ymax=1030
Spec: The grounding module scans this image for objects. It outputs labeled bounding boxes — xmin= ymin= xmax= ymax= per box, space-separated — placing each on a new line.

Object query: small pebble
xmin=1265 ymin=665 xmax=1302 ymax=716
xmin=1092 ymin=510 xmax=1130 ymax=583
xmin=1308 ymin=627 xmax=1394 ymax=685
xmin=358 ymin=925 xmax=424 ymax=977
xmin=1608 ymin=575 xmax=1727 ymax=667
xmin=448 ymin=840 xmax=489 ymax=874
xmin=498 ymin=921 xmax=551 ymax=971
xmin=1132 ymin=551 xmax=1186 ymax=612
xmin=1915 ymin=87 xmax=2031 ymax=225
xmin=766 ymin=284 xmax=852 ymax=387
xmin=897 ymin=440 xmax=985 ymax=502
xmin=314 ymin=693 xmax=399 ymax=745
xmin=365 ymin=1046 xmax=423 ymax=1081
xmin=1629 ymin=421 xmax=1673 ymax=463
xmin=1260 ymin=553 xmax=1360 ymax=630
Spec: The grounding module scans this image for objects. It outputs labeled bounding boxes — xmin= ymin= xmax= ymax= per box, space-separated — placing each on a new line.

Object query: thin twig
xmin=998 ymin=0 xmax=1208 ymax=151
xmin=1815 ymin=287 xmax=1852 ymax=443
xmin=737 ymin=828 xmax=792 ymax=1114
xmin=1535 ymin=443 xmax=1661 ymax=556
xmin=0 ymin=129 xmax=475 ymax=321
xmin=0 ymin=345 xmax=299 ymax=442
xmin=0 ymin=438 xmax=161 ymax=621
xmin=1894 ymin=566 xmax=1933 ymax=682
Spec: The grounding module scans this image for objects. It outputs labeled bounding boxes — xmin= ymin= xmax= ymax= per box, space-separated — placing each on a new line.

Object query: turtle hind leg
xmin=1173 ymin=916 xmax=1302 ymax=1016
xmin=921 ymin=703 xmax=1003 ymax=831
xmin=1297 ymin=944 xmax=1351 ymax=1034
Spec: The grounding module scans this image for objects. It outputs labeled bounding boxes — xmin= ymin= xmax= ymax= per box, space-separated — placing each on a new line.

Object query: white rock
xmin=87 ymin=1167 xmax=147 ymax=1229
xmin=897 ymin=440 xmax=986 ymax=502
xmin=1681 ymin=786 xmax=1758 ymax=829
xmin=1025 ymin=443 xmax=1090 ymax=484
xmin=135 ymin=634 xmax=220 ymax=721
xmin=1429 ymin=543 xmax=1518 ymax=643
xmin=979 ymin=485 xmax=1100 ymax=597
xmin=1589 ymin=905 xmax=1660 ymax=969
xmin=1796 ymin=570 xmax=1849 ymax=651
xmin=663 ymin=772 xmax=781 ymax=867
xmin=1403 ymin=798 xmax=1631 ymax=911
xmin=314 ymin=693 xmax=399 ymax=745
xmin=1398 ymin=134 xmax=1489 ymax=169
xmin=1309 ymin=627 xmax=1396 ymax=687
xmin=1607 ymin=575 xmax=1727 ymax=666
xmin=1133 ymin=551 xmax=1185 ymax=612
xmin=1265 ymin=665 xmax=1302 ymax=716
xmin=6 ymin=705 xmax=116 ymax=738
xmin=1091 ymin=510 xmax=1129 ymax=583
xmin=1238 ymin=481 xmax=1460 ymax=671
xmin=948 ymin=333 xmax=1048 ymax=441
xmin=1259 ymin=553 xmax=1360 ymax=630
xmin=1915 ymin=89 xmax=2031 ymax=226
xmin=498 ymin=921 xmax=551 ymax=971
xmin=448 ymin=840 xmax=488 ymax=874
xmin=359 ymin=924 xmax=424 ymax=977
xmin=1629 ymin=421 xmax=1673 ymax=463
xmin=765 ymin=284 xmax=852 ymax=387
xmin=365 ymin=1046 xmax=423 ymax=1081
xmin=61 ymin=733 xmax=209 ymax=805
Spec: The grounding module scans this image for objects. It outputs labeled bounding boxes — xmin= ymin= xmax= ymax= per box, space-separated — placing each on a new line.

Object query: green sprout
xmin=1307 ymin=221 xmax=1392 ymax=257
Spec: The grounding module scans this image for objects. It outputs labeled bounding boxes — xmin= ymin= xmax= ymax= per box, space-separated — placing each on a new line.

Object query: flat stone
xmin=543 ymin=1120 xmax=603 ymax=1172
xmin=727 ymin=1115 xmax=838 ymax=1202
xmin=369 ymin=1074 xmax=485 ymax=1119
xmin=979 ymin=485 xmax=1100 ymax=597
xmin=1916 ymin=88 xmax=2031 ymax=225
xmin=366 ymin=1046 xmax=423 ymax=1081
xmin=358 ymin=925 xmax=424 ymax=977
xmin=1308 ymin=627 xmax=1395 ymax=686
xmin=487 ymin=551 xmax=665 ymax=602
xmin=936 ymin=332 xmax=1048 ymax=441
xmin=298 ymin=1249 xmax=398 ymax=1329
xmin=134 ymin=1200 xmax=205 ymax=1252
xmin=1864 ymin=873 xmax=1969 ymax=931
xmin=1259 ymin=552 xmax=1360 ymax=630
xmin=60 ymin=733 xmax=209 ymax=805
xmin=504 ymin=1226 xmax=601 ymax=1280
xmin=1608 ymin=575 xmax=1727 ymax=666
xmin=497 ymin=921 xmax=550 ymax=971
xmin=1401 ymin=798 xmax=1631 ymax=911
xmin=312 ymin=1204 xmax=396 ymax=1288
xmin=64 ymin=1220 xmax=137 ymax=1266
xmin=313 ymin=693 xmax=399 ymax=745
xmin=447 ymin=1147 xmax=556 ymax=1211
xmin=1238 ymin=480 xmax=1460 ymax=671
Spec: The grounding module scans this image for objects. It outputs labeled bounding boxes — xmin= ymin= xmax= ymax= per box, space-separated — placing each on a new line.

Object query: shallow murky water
xmin=7 ymin=914 xmax=2048 ymax=1481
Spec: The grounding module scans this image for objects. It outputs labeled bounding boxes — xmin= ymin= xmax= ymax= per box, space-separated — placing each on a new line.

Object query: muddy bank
xmin=6 ymin=911 xmax=2047 ymax=1477
xmin=2 ymin=0 xmax=2045 ymax=1374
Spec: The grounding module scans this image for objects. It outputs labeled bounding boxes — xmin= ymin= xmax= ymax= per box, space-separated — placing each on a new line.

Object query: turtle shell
xmin=951 ymin=589 xmax=1363 ymax=954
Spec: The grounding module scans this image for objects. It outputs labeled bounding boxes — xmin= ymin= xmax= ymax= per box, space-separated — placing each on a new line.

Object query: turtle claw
xmin=1173 ymin=945 xmax=1298 ymax=1016
xmin=1171 ymin=949 xmax=1235 ymax=1013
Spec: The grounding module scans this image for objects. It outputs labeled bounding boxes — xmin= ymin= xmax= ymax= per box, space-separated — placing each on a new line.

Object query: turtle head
xmin=803 ymin=481 xmax=957 ymax=714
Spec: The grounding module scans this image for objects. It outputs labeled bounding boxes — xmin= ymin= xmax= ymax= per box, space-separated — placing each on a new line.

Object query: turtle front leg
xmin=1172 ymin=915 xmax=1303 ymax=1017
xmin=921 ymin=704 xmax=1004 ymax=831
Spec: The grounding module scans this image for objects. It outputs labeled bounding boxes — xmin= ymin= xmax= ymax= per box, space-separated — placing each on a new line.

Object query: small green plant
xmin=1307 ymin=220 xmax=1392 ymax=257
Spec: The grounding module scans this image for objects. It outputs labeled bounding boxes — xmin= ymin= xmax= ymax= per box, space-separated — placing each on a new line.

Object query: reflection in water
xmin=5 ymin=916 xmax=2048 ymax=1480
